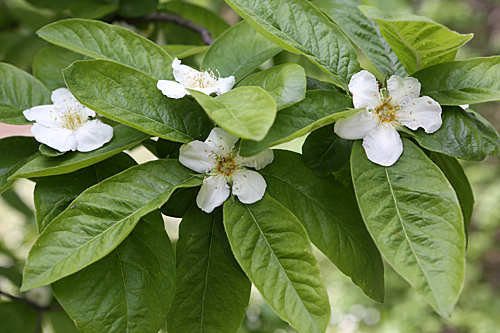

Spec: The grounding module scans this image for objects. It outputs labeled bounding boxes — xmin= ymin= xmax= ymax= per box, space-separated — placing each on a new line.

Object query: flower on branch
xmin=23 ymin=88 xmax=113 ymax=152
xmin=335 ymin=70 xmax=442 ymax=166
xmin=157 ymin=58 xmax=235 ymax=99
xmin=179 ymin=127 xmax=273 ymax=213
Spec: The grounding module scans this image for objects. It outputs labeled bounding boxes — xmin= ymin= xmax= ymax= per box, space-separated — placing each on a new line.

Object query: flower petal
xmin=362 ymin=124 xmax=403 ymax=166
xmin=74 ymin=120 xmax=114 ymax=152
xmin=387 ymin=75 xmax=421 ymax=106
xmin=238 ymin=149 xmax=274 ymax=170
xmin=157 ymin=80 xmax=190 ymax=99
xmin=398 ymin=96 xmax=442 ymax=133
xmin=232 ymin=169 xmax=267 ymax=204
xmin=31 ymin=124 xmax=77 ymax=152
xmin=50 ymin=88 xmax=74 ymax=104
xmin=348 ymin=70 xmax=381 ymax=109
xmin=179 ymin=141 xmax=217 ymax=173
xmin=23 ymin=105 xmax=57 ymax=127
xmin=334 ymin=109 xmax=379 ymax=140
xmin=189 ymin=86 xmax=218 ymax=96
xmin=205 ymin=127 xmax=239 ymax=157
xmin=196 ymin=175 xmax=230 ymax=213
xmin=216 ymin=76 xmax=235 ymax=95
xmin=460 ymin=104 xmax=469 ymax=110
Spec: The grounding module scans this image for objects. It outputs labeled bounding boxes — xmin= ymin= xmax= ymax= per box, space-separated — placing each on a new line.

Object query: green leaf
xmin=0 ymin=266 xmax=23 ymax=287
xmin=239 ymin=90 xmax=353 ymax=157
xmin=262 ymin=150 xmax=384 ymax=302
xmin=37 ymin=19 xmax=174 ymax=79
xmin=45 ymin=311 xmax=79 ymax=333
xmin=160 ymin=187 xmax=198 ymax=218
xmin=34 ymin=153 xmax=136 ymax=233
xmin=414 ymin=56 xmax=500 ymax=105
xmin=26 ymin=0 xmax=79 ymax=10
xmin=0 ymin=62 xmax=51 ymax=125
xmin=118 ymin=0 xmax=157 ymax=17
xmin=11 ymin=124 xmax=148 ymax=179
xmin=22 ymin=159 xmax=202 ymax=291
xmin=189 ymin=87 xmax=277 ymax=141
xmin=156 ymin=139 xmax=182 ymax=159
xmin=314 ymin=0 xmax=406 ymax=77
xmin=223 ymin=195 xmax=330 ymax=333
xmin=39 ymin=144 xmax=65 ymax=157
xmin=0 ymin=301 xmax=38 ymax=333
xmin=351 ymin=139 xmax=466 ymax=317
xmin=359 ymin=6 xmax=473 ymax=74
xmin=52 ymin=211 xmax=175 ymax=333
xmin=429 ymin=152 xmax=474 ymax=241
xmin=238 ymin=63 xmax=306 ymax=111
xmin=161 ymin=45 xmax=209 ymax=59
xmin=224 ymin=0 xmax=360 ymax=90
xmin=306 ymin=77 xmax=344 ymax=93
xmin=33 ymin=45 xmax=85 ymax=91
xmin=64 ymin=60 xmax=212 ymax=143
xmin=167 ymin=206 xmax=251 ymax=333
xmin=401 ymin=106 xmax=500 ymax=161
xmin=68 ymin=0 xmax=118 ymax=19
xmin=302 ymin=124 xmax=354 ymax=177
xmin=201 ymin=21 xmax=282 ymax=83
xmin=0 ymin=136 xmax=40 ymax=194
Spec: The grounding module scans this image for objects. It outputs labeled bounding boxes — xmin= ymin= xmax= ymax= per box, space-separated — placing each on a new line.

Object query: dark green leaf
xmin=45 ymin=311 xmax=79 ymax=333
xmin=118 ymin=0 xmax=157 ymax=17
xmin=351 ymin=139 xmax=465 ymax=317
xmin=167 ymin=206 xmax=251 ymax=333
xmin=0 ymin=301 xmax=38 ymax=333
xmin=160 ymin=187 xmax=198 ymax=218
xmin=223 ymin=195 xmax=330 ymax=333
xmin=39 ymin=144 xmax=65 ymax=157
xmin=156 ymin=139 xmax=182 ymax=159
xmin=262 ymin=150 xmax=384 ymax=302
xmin=306 ymin=77 xmax=344 ymax=93
xmin=69 ymin=1 xmax=118 ymax=19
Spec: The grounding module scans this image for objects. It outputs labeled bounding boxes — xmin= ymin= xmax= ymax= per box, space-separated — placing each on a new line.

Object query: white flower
xmin=23 ymin=88 xmax=113 ymax=152
xmin=157 ymin=58 xmax=235 ymax=99
xmin=179 ymin=127 xmax=273 ymax=213
xmin=334 ymin=70 xmax=442 ymax=166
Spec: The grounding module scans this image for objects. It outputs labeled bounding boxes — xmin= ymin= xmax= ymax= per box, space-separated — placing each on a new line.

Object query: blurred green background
xmin=1 ymin=0 xmax=499 ymax=332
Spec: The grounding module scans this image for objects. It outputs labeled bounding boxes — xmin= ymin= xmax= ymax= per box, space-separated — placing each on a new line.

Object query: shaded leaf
xmin=0 ymin=301 xmax=38 ymax=333
xmin=160 ymin=187 xmax=198 ymax=218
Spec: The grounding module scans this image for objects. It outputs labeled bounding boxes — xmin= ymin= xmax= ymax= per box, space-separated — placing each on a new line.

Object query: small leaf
xmin=0 ymin=62 xmax=51 ymax=125
xmin=351 ymin=139 xmax=466 ymax=317
xmin=360 ymin=6 xmax=473 ymax=74
xmin=39 ymin=144 xmax=65 ymax=157
xmin=238 ymin=63 xmax=306 ymax=110
xmin=11 ymin=124 xmax=148 ymax=179
xmin=22 ymin=159 xmax=202 ymax=291
xmin=189 ymin=87 xmax=277 ymax=141
xmin=201 ymin=21 xmax=282 ymax=82
xmin=223 ymin=195 xmax=330 ymax=333
xmin=167 ymin=206 xmax=251 ymax=333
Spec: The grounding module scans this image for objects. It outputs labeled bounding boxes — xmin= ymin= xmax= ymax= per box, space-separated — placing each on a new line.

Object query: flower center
xmin=53 ymin=105 xmax=88 ymax=131
xmin=217 ymin=157 xmax=237 ymax=177
xmin=183 ymin=69 xmax=217 ymax=89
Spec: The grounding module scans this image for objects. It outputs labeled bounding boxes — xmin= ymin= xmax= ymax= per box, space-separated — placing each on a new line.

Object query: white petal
xmin=348 ymin=70 xmax=382 ymax=109
xmin=81 ymin=105 xmax=96 ymax=118
xmin=238 ymin=149 xmax=274 ymax=170
xmin=398 ymin=96 xmax=442 ymax=133
xmin=172 ymin=58 xmax=199 ymax=85
xmin=188 ymin=86 xmax=219 ymax=95
xmin=23 ymin=105 xmax=57 ymax=127
xmin=362 ymin=124 xmax=403 ymax=167
xmin=196 ymin=175 xmax=230 ymax=213
xmin=157 ymin=80 xmax=190 ymax=99
xmin=387 ymin=75 xmax=421 ymax=106
xmin=74 ymin=120 xmax=113 ymax=152
xmin=179 ymin=141 xmax=217 ymax=173
xmin=216 ymin=76 xmax=235 ymax=95
xmin=232 ymin=169 xmax=267 ymax=204
xmin=334 ymin=109 xmax=379 ymax=140
xmin=205 ymin=127 xmax=238 ymax=157
xmin=50 ymin=88 xmax=74 ymax=104
xmin=460 ymin=104 xmax=469 ymax=110
xmin=31 ymin=124 xmax=77 ymax=152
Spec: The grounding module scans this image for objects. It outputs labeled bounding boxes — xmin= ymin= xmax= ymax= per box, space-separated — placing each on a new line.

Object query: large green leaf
xmin=223 ymin=195 xmax=330 ymax=333
xmin=64 ymin=60 xmax=212 ymax=143
xmin=351 ymin=139 xmax=465 ymax=317
xmin=21 ymin=159 xmax=202 ymax=291
xmin=262 ymin=150 xmax=384 ymax=301
xmin=11 ymin=124 xmax=148 ymax=179
xmin=189 ymin=87 xmax=276 ymax=141
xmin=414 ymin=56 xmax=500 ymax=105
xmin=401 ymin=106 xmax=500 ymax=161
xmin=37 ymin=19 xmax=174 ymax=79
xmin=34 ymin=153 xmax=136 ymax=233
xmin=302 ymin=124 xmax=353 ymax=177
xmin=33 ymin=45 xmax=85 ymax=91
xmin=238 ymin=63 xmax=306 ymax=111
xmin=0 ymin=137 xmax=40 ymax=194
xmin=359 ymin=6 xmax=473 ymax=74
xmin=201 ymin=21 xmax=282 ymax=83
xmin=0 ymin=62 xmax=51 ymax=125
xmin=314 ymin=0 xmax=406 ymax=77
xmin=0 ymin=301 xmax=38 ymax=333
xmin=161 ymin=45 xmax=209 ymax=59
xmin=52 ymin=211 xmax=175 ymax=333
xmin=224 ymin=0 xmax=360 ymax=90
xmin=167 ymin=206 xmax=251 ymax=333
xmin=239 ymin=90 xmax=353 ymax=157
